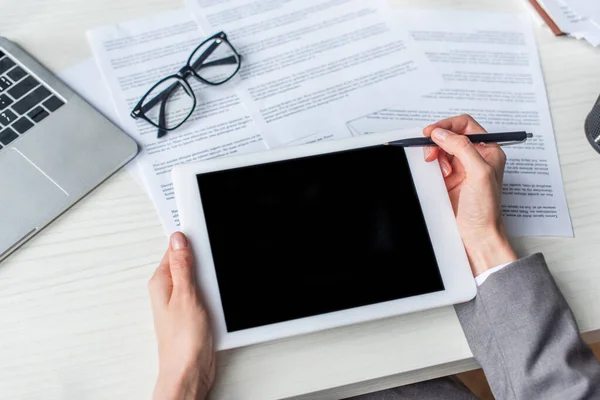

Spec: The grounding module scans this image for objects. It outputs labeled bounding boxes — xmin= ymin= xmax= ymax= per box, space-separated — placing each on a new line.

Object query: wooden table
xmin=1 ymin=0 xmax=600 ymax=398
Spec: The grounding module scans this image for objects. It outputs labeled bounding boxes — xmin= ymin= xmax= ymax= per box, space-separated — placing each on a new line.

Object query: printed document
xmin=347 ymin=11 xmax=573 ymax=237
xmin=87 ymin=10 xmax=267 ymax=233
xmin=534 ymin=0 xmax=600 ymax=46
xmin=189 ymin=0 xmax=440 ymax=147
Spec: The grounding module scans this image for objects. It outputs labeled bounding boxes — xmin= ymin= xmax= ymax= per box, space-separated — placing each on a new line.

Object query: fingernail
xmin=171 ymin=232 xmax=187 ymax=250
xmin=440 ymin=161 xmax=451 ymax=177
xmin=423 ymin=146 xmax=432 ymax=160
xmin=432 ymin=128 xmax=449 ymax=142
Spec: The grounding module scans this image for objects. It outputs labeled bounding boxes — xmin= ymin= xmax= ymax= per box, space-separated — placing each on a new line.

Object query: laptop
xmin=0 ymin=37 xmax=138 ymax=261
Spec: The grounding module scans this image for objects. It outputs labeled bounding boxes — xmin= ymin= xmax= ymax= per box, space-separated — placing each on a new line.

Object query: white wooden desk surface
xmin=1 ymin=0 xmax=600 ymax=399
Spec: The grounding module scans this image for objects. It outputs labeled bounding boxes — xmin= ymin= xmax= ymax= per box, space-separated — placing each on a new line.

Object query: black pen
xmin=384 ymin=131 xmax=533 ymax=147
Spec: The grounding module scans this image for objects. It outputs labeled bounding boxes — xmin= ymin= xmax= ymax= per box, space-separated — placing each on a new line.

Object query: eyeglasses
xmin=130 ymin=31 xmax=242 ymax=138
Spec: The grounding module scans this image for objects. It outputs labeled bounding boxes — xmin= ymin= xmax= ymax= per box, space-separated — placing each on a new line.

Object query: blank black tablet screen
xmin=197 ymin=145 xmax=444 ymax=332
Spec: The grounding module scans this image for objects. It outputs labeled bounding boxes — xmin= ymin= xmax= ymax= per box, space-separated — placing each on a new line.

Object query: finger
xmin=438 ymin=151 xmax=452 ymax=178
xmin=423 ymin=123 xmax=437 ymax=137
xmin=443 ymin=153 xmax=463 ymax=191
xmin=148 ymin=250 xmax=173 ymax=310
xmin=443 ymin=167 xmax=465 ymax=193
xmin=168 ymin=232 xmax=196 ymax=295
xmin=422 ymin=127 xmax=440 ymax=162
xmin=423 ymin=145 xmax=439 ymax=162
xmin=426 ymin=114 xmax=487 ymax=136
xmin=431 ymin=128 xmax=488 ymax=173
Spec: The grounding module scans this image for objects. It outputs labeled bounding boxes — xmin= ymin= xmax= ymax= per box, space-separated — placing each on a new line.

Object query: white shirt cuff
xmin=475 ymin=262 xmax=513 ymax=286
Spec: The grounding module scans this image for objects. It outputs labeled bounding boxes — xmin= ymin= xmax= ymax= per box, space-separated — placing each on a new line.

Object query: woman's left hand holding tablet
xmin=149 ymin=232 xmax=216 ymax=400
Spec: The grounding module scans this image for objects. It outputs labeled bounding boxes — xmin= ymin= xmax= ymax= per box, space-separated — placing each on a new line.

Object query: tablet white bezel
xmin=173 ymin=129 xmax=476 ymax=350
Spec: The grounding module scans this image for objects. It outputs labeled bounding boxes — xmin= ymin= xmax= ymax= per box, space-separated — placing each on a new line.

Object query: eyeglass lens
xmin=190 ymin=37 xmax=240 ymax=85
xmin=140 ymin=77 xmax=195 ymax=130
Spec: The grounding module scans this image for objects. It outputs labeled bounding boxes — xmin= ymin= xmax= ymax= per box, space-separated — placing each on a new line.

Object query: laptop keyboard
xmin=0 ymin=50 xmax=65 ymax=150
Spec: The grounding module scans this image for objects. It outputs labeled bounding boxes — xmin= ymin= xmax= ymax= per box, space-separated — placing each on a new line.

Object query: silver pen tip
xmin=526 ymin=133 xmax=533 ymax=138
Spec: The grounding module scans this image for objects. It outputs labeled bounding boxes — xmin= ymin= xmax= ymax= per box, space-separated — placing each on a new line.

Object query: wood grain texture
xmin=457 ymin=369 xmax=495 ymax=400
xmin=1 ymin=0 xmax=600 ymax=399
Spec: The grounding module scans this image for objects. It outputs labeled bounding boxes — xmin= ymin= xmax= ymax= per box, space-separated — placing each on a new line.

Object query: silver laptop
xmin=0 ymin=37 xmax=138 ymax=261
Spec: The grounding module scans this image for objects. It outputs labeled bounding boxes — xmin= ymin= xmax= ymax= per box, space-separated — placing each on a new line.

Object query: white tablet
xmin=172 ymin=129 xmax=476 ymax=350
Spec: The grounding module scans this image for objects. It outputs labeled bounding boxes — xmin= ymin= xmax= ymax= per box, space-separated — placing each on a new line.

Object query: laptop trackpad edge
xmin=0 ymin=149 xmax=68 ymax=253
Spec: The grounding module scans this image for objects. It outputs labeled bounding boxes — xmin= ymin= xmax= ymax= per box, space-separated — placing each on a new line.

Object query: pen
xmin=384 ymin=131 xmax=533 ymax=147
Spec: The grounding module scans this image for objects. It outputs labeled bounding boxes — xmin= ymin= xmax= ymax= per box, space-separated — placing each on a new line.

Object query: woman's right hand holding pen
xmin=423 ymin=114 xmax=517 ymax=277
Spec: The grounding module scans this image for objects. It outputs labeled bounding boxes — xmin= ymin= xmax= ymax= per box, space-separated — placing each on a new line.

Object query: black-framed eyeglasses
xmin=130 ymin=31 xmax=242 ymax=138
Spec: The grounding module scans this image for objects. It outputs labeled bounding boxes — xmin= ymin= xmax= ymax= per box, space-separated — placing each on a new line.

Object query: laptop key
xmin=12 ymin=117 xmax=34 ymax=134
xmin=0 ymin=127 xmax=18 ymax=145
xmin=12 ymin=86 xmax=51 ymax=115
xmin=0 ymin=57 xmax=15 ymax=74
xmin=8 ymin=76 xmax=39 ymax=100
xmin=0 ymin=109 xmax=17 ymax=126
xmin=28 ymin=106 xmax=49 ymax=123
xmin=0 ymin=76 xmax=12 ymax=92
xmin=0 ymin=94 xmax=12 ymax=110
xmin=43 ymin=96 xmax=65 ymax=112
xmin=7 ymin=66 xmax=26 ymax=82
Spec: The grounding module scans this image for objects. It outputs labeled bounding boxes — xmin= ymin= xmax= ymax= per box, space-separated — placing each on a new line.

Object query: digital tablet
xmin=172 ymin=129 xmax=475 ymax=350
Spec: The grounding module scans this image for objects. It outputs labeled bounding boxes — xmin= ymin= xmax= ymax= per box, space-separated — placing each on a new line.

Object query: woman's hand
xmin=423 ymin=115 xmax=517 ymax=277
xmin=149 ymin=232 xmax=215 ymax=400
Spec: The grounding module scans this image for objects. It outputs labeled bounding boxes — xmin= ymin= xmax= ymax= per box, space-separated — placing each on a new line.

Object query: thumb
xmin=168 ymin=232 xmax=196 ymax=294
xmin=430 ymin=128 xmax=486 ymax=173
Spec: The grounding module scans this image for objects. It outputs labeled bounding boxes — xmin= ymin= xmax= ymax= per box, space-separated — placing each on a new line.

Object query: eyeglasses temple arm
xmin=195 ymin=55 xmax=239 ymax=70
xmin=140 ymin=81 xmax=180 ymax=114
xmin=157 ymin=95 xmax=169 ymax=138
xmin=191 ymin=40 xmax=221 ymax=70
xmin=140 ymin=40 xmax=238 ymax=114
xmin=134 ymin=37 xmax=239 ymax=126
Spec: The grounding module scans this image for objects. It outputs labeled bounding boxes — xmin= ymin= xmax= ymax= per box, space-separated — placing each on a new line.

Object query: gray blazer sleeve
xmin=454 ymin=253 xmax=600 ymax=400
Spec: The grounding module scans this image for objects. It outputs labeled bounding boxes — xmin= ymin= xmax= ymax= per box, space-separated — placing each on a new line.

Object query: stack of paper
xmin=528 ymin=0 xmax=600 ymax=46
xmin=86 ymin=1 xmax=440 ymax=232
xmin=346 ymin=10 xmax=572 ymax=237
xmin=79 ymin=1 xmax=573 ymax=238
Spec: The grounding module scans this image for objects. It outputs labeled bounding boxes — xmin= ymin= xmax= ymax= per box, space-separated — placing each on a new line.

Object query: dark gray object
xmin=0 ymin=37 xmax=138 ymax=262
xmin=585 ymin=94 xmax=600 ymax=154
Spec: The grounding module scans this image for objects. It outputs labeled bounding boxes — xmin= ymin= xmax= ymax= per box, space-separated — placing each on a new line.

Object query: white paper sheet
xmin=536 ymin=0 xmax=600 ymax=46
xmin=188 ymin=0 xmax=440 ymax=148
xmin=560 ymin=0 xmax=600 ymax=45
xmin=87 ymin=9 xmax=268 ymax=233
xmin=347 ymin=11 xmax=573 ymax=237
xmin=563 ymin=0 xmax=600 ymax=27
